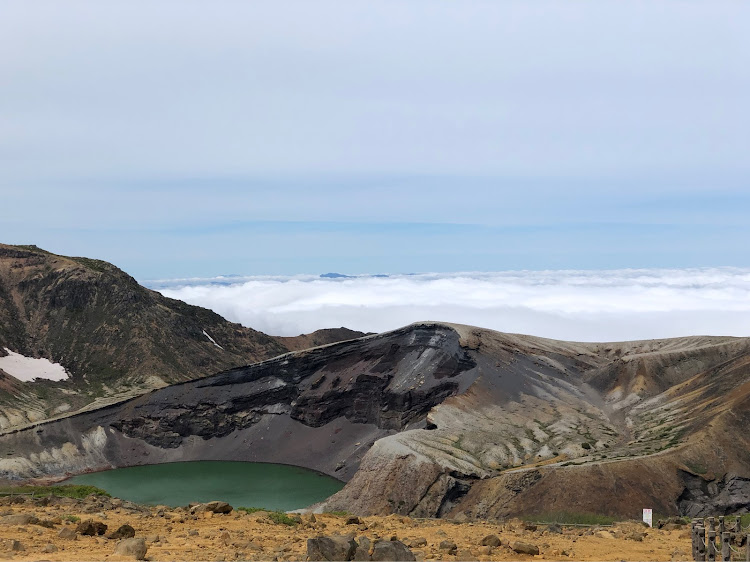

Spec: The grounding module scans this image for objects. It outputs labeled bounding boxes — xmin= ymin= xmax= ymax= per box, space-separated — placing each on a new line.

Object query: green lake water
xmin=66 ymin=461 xmax=344 ymax=511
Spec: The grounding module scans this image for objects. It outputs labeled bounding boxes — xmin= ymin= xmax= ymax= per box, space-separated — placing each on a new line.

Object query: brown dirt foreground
xmin=0 ymin=496 xmax=692 ymax=562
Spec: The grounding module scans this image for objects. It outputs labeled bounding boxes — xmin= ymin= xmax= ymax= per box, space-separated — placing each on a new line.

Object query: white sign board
xmin=643 ymin=508 xmax=653 ymax=527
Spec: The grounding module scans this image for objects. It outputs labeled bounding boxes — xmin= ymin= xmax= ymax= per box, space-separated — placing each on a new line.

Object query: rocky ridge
xmin=0 ymin=244 xmax=358 ymax=431
xmin=1 ymin=321 xmax=749 ymax=519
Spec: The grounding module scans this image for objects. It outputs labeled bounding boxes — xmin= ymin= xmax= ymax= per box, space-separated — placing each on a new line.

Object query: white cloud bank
xmin=153 ymin=268 xmax=750 ymax=342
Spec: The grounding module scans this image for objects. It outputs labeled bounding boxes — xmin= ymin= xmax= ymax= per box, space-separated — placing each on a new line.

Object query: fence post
xmin=693 ymin=521 xmax=700 ymax=561
xmin=746 ymin=534 xmax=749 ymax=562
xmin=721 ymin=531 xmax=730 ymax=562
xmin=697 ymin=526 xmax=706 ymax=562
xmin=710 ymin=517 xmax=716 ymax=533
xmin=708 ymin=530 xmax=717 ymax=562
xmin=719 ymin=517 xmax=725 ymax=535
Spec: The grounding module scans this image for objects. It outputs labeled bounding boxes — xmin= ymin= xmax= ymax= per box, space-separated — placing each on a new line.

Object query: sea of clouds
xmin=149 ymin=268 xmax=750 ymax=342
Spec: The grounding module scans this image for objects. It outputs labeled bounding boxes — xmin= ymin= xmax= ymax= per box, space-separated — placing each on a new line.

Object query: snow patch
xmin=0 ymin=348 xmax=69 ymax=382
xmin=202 ymin=330 xmax=224 ymax=350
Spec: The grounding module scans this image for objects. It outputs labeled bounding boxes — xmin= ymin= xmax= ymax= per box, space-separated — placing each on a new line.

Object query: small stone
xmin=547 ymin=523 xmax=563 ymax=534
xmin=439 ymin=540 xmax=457 ymax=554
xmin=10 ymin=540 xmax=24 ymax=552
xmin=114 ymin=537 xmax=148 ymax=560
xmin=107 ymin=524 xmax=136 ymax=540
xmin=480 ymin=534 xmax=501 ymax=547
xmin=58 ymin=527 xmax=77 ymax=540
xmin=76 ymin=519 xmax=108 ymax=536
xmin=479 ymin=545 xmax=492 ymax=555
xmin=595 ymin=530 xmax=615 ymax=539
xmin=512 ymin=541 xmax=540 ymax=555
xmin=42 ymin=543 xmax=58 ymax=553
xmin=346 ymin=515 xmax=362 ymax=525
xmin=405 ymin=537 xmax=427 ymax=548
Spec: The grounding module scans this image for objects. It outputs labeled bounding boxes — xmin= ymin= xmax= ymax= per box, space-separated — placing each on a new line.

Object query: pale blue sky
xmin=1 ymin=1 xmax=748 ymax=279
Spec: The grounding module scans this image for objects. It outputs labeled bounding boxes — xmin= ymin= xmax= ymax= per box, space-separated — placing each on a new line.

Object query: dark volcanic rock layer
xmin=2 ymin=321 xmax=750 ymax=520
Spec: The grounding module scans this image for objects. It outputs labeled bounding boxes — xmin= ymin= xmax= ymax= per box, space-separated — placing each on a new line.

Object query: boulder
xmin=371 ymin=540 xmax=416 ymax=561
xmin=307 ymin=535 xmax=358 ymax=561
xmin=512 ymin=541 xmax=540 ymax=555
xmin=202 ymin=501 xmax=233 ymax=514
xmin=114 ymin=537 xmax=148 ymax=560
xmin=107 ymin=524 xmax=136 ymax=540
xmin=480 ymin=534 xmax=501 ymax=547
xmin=76 ymin=519 xmax=108 ymax=536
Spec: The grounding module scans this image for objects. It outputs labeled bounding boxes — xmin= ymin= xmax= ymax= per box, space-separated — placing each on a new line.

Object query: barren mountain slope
xmin=0 ymin=244 xmax=353 ymax=429
xmin=1 ymin=322 xmax=748 ymax=518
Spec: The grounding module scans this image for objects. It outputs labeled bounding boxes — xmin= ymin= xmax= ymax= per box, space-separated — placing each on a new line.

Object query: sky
xmin=1 ymin=2 xmax=748 ymax=339
xmin=0 ymin=1 xmax=748 ymax=279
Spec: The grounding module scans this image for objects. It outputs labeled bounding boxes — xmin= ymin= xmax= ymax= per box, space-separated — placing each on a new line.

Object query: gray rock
xmin=114 ymin=537 xmax=148 ymax=560
xmin=42 ymin=543 xmax=58 ymax=553
xmin=439 ymin=539 xmax=457 ymax=554
xmin=58 ymin=527 xmax=77 ymax=540
xmin=547 ymin=523 xmax=563 ymax=534
xmin=371 ymin=540 xmax=416 ymax=561
xmin=202 ymin=501 xmax=233 ymax=514
xmin=480 ymin=534 xmax=501 ymax=547
xmin=1 ymin=514 xmax=39 ymax=525
xmin=76 ymin=519 xmax=107 ymax=536
xmin=107 ymin=524 xmax=136 ymax=540
xmin=405 ymin=537 xmax=427 ymax=548
xmin=307 ymin=535 xmax=358 ymax=561
xmin=346 ymin=515 xmax=362 ymax=525
xmin=353 ymin=536 xmax=372 ymax=561
xmin=512 ymin=541 xmax=540 ymax=555
xmin=10 ymin=540 xmax=24 ymax=552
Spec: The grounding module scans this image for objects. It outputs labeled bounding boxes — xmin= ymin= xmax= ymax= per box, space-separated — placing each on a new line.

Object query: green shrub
xmin=62 ymin=514 xmax=80 ymax=523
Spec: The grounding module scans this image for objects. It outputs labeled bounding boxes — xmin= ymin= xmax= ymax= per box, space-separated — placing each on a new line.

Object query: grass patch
xmin=268 ymin=512 xmax=299 ymax=526
xmin=523 ymin=511 xmax=618 ymax=526
xmin=0 ymin=485 xmax=110 ymax=499
xmin=237 ymin=507 xmax=267 ymax=514
xmin=237 ymin=507 xmax=299 ymax=526
xmin=62 ymin=514 xmax=80 ymax=523
xmin=325 ymin=510 xmax=351 ymax=517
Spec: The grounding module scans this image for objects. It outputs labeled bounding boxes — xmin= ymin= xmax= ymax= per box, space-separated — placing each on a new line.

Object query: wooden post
xmin=719 ymin=516 xmax=725 ymax=535
xmin=710 ymin=517 xmax=716 ymax=532
xmin=721 ymin=532 xmax=730 ymax=562
xmin=697 ymin=526 xmax=706 ymax=562
xmin=690 ymin=519 xmax=700 ymax=561
xmin=746 ymin=534 xmax=750 ymax=562
xmin=708 ymin=530 xmax=717 ymax=562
